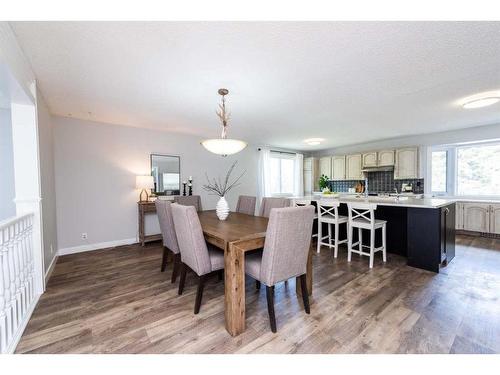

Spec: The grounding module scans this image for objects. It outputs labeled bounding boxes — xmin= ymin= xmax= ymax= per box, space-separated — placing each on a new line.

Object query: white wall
xmin=53 ymin=116 xmax=259 ymax=252
xmin=36 ymin=91 xmax=58 ymax=273
xmin=0 ymin=108 xmax=16 ymax=221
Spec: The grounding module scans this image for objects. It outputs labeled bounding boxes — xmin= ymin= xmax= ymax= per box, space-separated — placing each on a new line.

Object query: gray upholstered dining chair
xmin=174 ymin=195 xmax=203 ymax=212
xmin=259 ymin=197 xmax=289 ymax=218
xmin=245 ymin=205 xmax=315 ymax=332
xmin=236 ymin=195 xmax=257 ymax=216
xmin=155 ymin=199 xmax=181 ymax=283
xmin=171 ymin=203 xmax=224 ymax=314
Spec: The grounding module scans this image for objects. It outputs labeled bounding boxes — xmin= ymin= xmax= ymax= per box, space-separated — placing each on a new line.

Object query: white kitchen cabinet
xmin=346 ymin=154 xmax=363 ymax=180
xmin=319 ymin=157 xmax=332 ymax=179
xmin=303 ymin=157 xmax=319 ymax=194
xmin=463 ymin=203 xmax=490 ymax=233
xmin=332 ymin=155 xmax=346 ymax=181
xmin=362 ymin=152 xmax=378 ymax=168
xmin=455 ymin=202 xmax=464 ymax=230
xmin=394 ymin=147 xmax=419 ymax=179
xmin=378 ymin=150 xmax=395 ymax=166
xmin=490 ymin=204 xmax=500 ymax=235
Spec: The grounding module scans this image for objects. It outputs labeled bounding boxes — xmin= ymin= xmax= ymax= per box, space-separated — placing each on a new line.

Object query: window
xmin=430 ymin=140 xmax=500 ymax=198
xmin=431 ymin=150 xmax=448 ymax=194
xmin=270 ymin=151 xmax=295 ymax=195
xmin=457 ymin=143 xmax=500 ymax=196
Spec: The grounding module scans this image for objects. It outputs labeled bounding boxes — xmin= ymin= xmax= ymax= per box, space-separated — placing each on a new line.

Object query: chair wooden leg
xmin=194 ymin=274 xmax=207 ymax=314
xmin=178 ymin=263 xmax=187 ymax=295
xmin=160 ymin=247 xmax=169 ymax=272
xmin=256 ymin=280 xmax=261 ymax=290
xmin=300 ymin=274 xmax=310 ymax=314
xmin=171 ymin=253 xmax=180 ymax=283
xmin=217 ymin=270 xmax=223 ymax=281
xmin=266 ymin=285 xmax=277 ymax=333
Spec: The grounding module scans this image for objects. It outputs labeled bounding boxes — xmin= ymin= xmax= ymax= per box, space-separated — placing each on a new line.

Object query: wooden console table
xmin=138 ymin=201 xmax=162 ymax=246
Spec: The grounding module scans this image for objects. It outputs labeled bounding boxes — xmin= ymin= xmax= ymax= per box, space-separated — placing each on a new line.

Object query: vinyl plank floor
xmin=16 ymin=235 xmax=500 ymax=354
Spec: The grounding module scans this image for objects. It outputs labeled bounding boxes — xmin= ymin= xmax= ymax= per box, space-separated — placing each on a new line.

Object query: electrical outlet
xmin=81 ymin=233 xmax=88 ymax=240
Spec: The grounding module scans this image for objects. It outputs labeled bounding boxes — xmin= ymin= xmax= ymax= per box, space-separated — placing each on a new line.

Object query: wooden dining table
xmin=198 ymin=210 xmax=313 ymax=337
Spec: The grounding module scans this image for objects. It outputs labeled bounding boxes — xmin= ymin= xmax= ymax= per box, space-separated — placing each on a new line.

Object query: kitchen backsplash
xmin=328 ymin=171 xmax=424 ymax=194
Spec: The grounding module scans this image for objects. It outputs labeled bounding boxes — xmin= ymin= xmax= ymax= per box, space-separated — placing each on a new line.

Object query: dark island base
xmin=314 ymin=202 xmax=456 ymax=273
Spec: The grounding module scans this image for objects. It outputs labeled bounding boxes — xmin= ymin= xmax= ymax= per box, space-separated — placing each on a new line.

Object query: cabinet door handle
xmin=444 ymin=207 xmax=450 ymax=215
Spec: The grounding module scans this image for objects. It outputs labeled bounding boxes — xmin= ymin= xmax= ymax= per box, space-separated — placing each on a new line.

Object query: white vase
xmin=216 ymin=196 xmax=230 ymax=220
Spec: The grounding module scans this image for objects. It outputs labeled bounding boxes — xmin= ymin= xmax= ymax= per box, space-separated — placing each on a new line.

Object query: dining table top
xmin=197 ymin=210 xmax=269 ymax=246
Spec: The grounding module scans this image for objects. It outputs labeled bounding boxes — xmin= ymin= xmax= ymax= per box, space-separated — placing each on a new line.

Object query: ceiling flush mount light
xmin=201 ymin=88 xmax=247 ymax=156
xmin=460 ymin=91 xmax=500 ymax=109
xmin=304 ymin=138 xmax=325 ymax=146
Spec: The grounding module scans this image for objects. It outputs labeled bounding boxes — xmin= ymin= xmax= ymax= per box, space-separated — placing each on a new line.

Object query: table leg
xmin=225 ymin=242 xmax=246 ymax=336
xmin=296 ymin=245 xmax=313 ymax=296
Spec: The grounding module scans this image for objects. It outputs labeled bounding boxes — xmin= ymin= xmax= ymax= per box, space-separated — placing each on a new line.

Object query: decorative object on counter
xmin=201 ymin=88 xmax=247 ymax=156
xmin=136 ymin=175 xmax=154 ymax=202
xmin=319 ymin=174 xmax=330 ymax=191
xmin=188 ymin=176 xmax=193 ymax=196
xmin=354 ymin=181 xmax=365 ymax=193
xmin=203 ymin=161 xmax=246 ymax=220
xmin=182 ymin=181 xmax=187 ymax=196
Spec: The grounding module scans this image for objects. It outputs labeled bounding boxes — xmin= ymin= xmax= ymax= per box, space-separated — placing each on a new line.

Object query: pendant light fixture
xmin=201 ymin=88 xmax=247 ymax=156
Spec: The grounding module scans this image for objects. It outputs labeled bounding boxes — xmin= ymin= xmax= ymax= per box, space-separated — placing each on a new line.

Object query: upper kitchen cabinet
xmin=378 ymin=150 xmax=395 ymax=166
xmin=346 ymin=154 xmax=363 ymax=180
xmin=332 ymin=155 xmax=346 ymax=180
xmin=362 ymin=152 xmax=377 ymax=168
xmin=319 ymin=157 xmax=332 ymax=179
xmin=463 ymin=203 xmax=490 ymax=233
xmin=394 ymin=147 xmax=419 ymax=179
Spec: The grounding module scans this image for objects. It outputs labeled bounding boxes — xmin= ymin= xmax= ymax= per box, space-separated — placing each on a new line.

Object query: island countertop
xmin=290 ymin=194 xmax=456 ymax=209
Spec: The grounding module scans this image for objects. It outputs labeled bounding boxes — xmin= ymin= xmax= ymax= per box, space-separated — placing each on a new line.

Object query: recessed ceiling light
xmin=304 ymin=138 xmax=325 ymax=146
xmin=460 ymin=91 xmax=500 ymax=109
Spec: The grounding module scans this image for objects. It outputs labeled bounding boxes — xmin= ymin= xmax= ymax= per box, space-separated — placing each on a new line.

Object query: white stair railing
xmin=0 ymin=213 xmax=35 ymax=354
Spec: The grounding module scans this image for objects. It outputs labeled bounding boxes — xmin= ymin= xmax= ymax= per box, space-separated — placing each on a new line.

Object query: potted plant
xmin=319 ymin=174 xmax=330 ymax=192
xmin=203 ymin=161 xmax=245 ymax=220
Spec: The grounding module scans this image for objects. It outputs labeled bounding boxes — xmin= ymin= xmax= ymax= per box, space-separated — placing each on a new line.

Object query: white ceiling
xmin=10 ymin=21 xmax=500 ymax=151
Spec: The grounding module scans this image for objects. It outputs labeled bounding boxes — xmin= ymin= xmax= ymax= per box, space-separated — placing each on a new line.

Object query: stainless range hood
xmin=362 ymin=166 xmax=395 ymax=173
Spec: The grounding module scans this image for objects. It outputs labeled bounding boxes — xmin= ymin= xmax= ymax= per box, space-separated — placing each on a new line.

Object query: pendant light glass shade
xmin=202 ymin=88 xmax=247 ymax=156
xmin=201 ymin=138 xmax=247 ymax=156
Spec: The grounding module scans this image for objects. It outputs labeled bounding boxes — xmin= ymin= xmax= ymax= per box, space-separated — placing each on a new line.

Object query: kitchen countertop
xmin=291 ymin=194 xmax=455 ymax=209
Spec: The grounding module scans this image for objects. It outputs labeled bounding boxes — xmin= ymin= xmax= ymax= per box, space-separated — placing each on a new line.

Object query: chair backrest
xmin=236 ymin=195 xmax=256 ymax=216
xmin=155 ymin=199 xmax=180 ymax=254
xmin=171 ymin=203 xmax=211 ymax=276
xmin=293 ymin=199 xmax=311 ymax=207
xmin=317 ymin=199 xmax=340 ymax=222
xmin=347 ymin=202 xmax=377 ymax=227
xmin=259 ymin=197 xmax=289 ymax=218
xmin=174 ymin=195 xmax=203 ymax=212
xmin=260 ymin=206 xmax=315 ymax=286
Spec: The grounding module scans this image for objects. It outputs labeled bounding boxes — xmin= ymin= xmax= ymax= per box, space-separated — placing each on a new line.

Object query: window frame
xmin=429 ymin=139 xmax=500 ymax=199
xmin=269 ymin=150 xmax=296 ymax=197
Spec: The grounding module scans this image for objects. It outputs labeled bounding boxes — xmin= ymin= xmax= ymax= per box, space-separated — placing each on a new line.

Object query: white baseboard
xmin=6 ymin=293 xmax=41 ymax=353
xmin=44 ymin=254 xmax=58 ymax=285
xmin=58 ymin=237 xmax=138 ymax=256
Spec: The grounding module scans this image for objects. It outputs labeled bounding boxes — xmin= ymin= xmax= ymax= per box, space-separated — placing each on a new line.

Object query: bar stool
xmin=317 ymin=200 xmax=348 ymax=256
xmin=347 ymin=202 xmax=387 ymax=268
xmin=293 ymin=199 xmax=318 ymax=238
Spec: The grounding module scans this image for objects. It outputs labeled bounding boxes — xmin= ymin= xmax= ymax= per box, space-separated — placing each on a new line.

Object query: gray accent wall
xmin=0 ymin=108 xmax=16 ymax=221
xmin=53 ymin=116 xmax=259 ymax=251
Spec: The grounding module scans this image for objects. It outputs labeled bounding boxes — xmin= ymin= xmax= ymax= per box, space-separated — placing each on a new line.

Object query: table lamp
xmin=136 ymin=175 xmax=154 ymax=202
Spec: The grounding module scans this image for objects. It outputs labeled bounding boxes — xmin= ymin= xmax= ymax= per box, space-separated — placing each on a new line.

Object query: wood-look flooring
xmin=16 ymin=235 xmax=500 ymax=354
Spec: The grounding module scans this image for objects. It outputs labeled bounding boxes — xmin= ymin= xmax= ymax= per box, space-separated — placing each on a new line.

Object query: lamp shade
xmin=201 ymin=138 xmax=248 ymax=156
xmin=136 ymin=175 xmax=154 ymax=189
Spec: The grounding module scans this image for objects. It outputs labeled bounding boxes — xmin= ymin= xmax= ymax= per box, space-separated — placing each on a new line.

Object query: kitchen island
xmin=291 ymin=195 xmax=456 ymax=273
